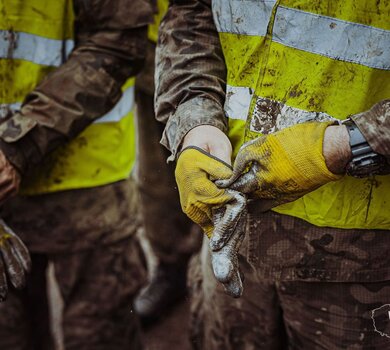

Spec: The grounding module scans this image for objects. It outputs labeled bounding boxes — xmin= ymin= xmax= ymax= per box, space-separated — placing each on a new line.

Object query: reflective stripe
xmin=94 ymin=86 xmax=135 ymax=124
xmin=0 ymin=30 xmax=74 ymax=66
xmin=250 ymin=96 xmax=339 ymax=134
xmin=212 ymin=1 xmax=390 ymax=70
xmin=224 ymin=85 xmax=253 ymax=121
xmin=212 ymin=0 xmax=276 ymax=36
xmin=0 ymin=87 xmax=134 ymax=124
xmin=223 ymin=84 xmax=340 ymax=134
xmin=0 ymin=102 xmax=22 ymax=119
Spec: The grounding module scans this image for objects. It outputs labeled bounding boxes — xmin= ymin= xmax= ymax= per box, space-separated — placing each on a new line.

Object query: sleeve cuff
xmin=160 ymin=97 xmax=227 ymax=162
xmin=351 ymin=99 xmax=390 ymax=157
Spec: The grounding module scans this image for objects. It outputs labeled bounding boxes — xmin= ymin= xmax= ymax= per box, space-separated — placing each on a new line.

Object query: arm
xmin=155 ymin=0 xmax=229 ymax=161
xmin=156 ymin=1 xmax=246 ymax=297
xmin=219 ymin=99 xmax=390 ymax=211
xmin=352 ymin=99 xmax=390 ymax=163
xmin=324 ymin=99 xmax=390 ymax=175
xmin=0 ymin=0 xmax=153 ymax=177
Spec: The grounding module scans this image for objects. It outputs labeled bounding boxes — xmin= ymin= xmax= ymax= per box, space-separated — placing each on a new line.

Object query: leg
xmin=191 ymin=237 xmax=287 ymax=350
xmin=135 ymin=89 xmax=198 ymax=265
xmin=0 ymin=254 xmax=53 ymax=350
xmin=134 ymin=87 xmax=201 ymax=321
xmin=52 ymin=237 xmax=146 ymax=350
xmin=279 ymin=280 xmax=390 ymax=349
xmin=1 ymin=179 xmax=144 ymax=349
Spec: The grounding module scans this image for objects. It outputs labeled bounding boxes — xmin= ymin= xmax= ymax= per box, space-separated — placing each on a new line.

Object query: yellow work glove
xmin=217 ymin=122 xmax=342 ymax=211
xmin=176 ymin=147 xmax=247 ymax=297
xmin=0 ymin=219 xmax=31 ymax=301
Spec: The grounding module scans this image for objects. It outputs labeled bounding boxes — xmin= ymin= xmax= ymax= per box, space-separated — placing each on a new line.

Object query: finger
xmin=221 ymin=267 xmax=243 ymax=298
xmin=1 ymin=240 xmax=26 ymax=289
xmin=225 ymin=163 xmax=262 ymax=193
xmin=9 ymin=236 xmax=31 ymax=273
xmin=210 ymin=189 xmax=246 ymax=251
xmin=211 ymin=220 xmax=245 ymax=297
xmin=211 ymin=224 xmax=244 ymax=282
xmin=0 ymin=258 xmax=7 ymax=302
xmin=216 ymin=162 xmax=261 ymax=192
xmin=222 ymin=262 xmax=246 ymax=298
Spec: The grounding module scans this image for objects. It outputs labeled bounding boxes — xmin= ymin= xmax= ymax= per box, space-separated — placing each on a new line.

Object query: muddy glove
xmin=217 ymin=122 xmax=341 ymax=211
xmin=0 ymin=219 xmax=31 ymax=301
xmin=175 ymin=147 xmax=247 ymax=297
xmin=210 ymin=205 xmax=247 ymax=297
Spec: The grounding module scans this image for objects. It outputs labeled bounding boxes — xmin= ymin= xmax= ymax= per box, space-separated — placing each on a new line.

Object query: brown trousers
xmin=135 ymin=89 xmax=201 ymax=265
xmin=190 ymin=209 xmax=390 ymax=350
xmin=0 ymin=179 xmax=146 ymax=350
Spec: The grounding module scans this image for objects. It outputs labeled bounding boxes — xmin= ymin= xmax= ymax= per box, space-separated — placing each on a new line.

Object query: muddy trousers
xmin=135 ymin=89 xmax=201 ymax=265
xmin=191 ymin=210 xmax=390 ymax=350
xmin=0 ymin=238 xmax=145 ymax=350
xmin=0 ymin=179 xmax=146 ymax=350
xmin=196 ymin=263 xmax=390 ymax=349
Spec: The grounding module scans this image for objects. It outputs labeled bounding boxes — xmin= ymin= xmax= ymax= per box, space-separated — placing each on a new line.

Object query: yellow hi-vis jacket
xmin=212 ymin=0 xmax=390 ymax=230
xmin=0 ymin=0 xmax=136 ymax=195
xmin=148 ymin=0 xmax=169 ymax=43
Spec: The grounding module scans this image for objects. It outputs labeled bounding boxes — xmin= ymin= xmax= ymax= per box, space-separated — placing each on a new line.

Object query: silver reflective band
xmin=94 ymin=85 xmax=135 ymax=124
xmin=224 ymin=86 xmax=253 ymax=121
xmin=223 ymin=84 xmax=340 ymax=134
xmin=0 ymin=30 xmax=74 ymax=67
xmin=212 ymin=1 xmax=390 ymax=70
xmin=0 ymin=102 xmax=22 ymax=119
xmin=212 ymin=0 xmax=276 ymax=37
xmin=0 ymin=86 xmax=134 ymax=124
xmin=250 ymin=96 xmax=339 ymax=134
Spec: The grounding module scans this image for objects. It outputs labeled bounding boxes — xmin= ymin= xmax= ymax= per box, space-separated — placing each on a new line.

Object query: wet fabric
xmin=189 ymin=210 xmax=390 ymax=349
xmin=0 ymin=179 xmax=146 ymax=350
xmin=0 ymin=239 xmax=146 ymax=350
xmin=1 ymin=179 xmax=139 ymax=253
xmin=0 ymin=0 xmax=152 ymax=177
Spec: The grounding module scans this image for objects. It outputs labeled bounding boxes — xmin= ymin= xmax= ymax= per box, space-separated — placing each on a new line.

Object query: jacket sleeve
xmin=155 ymin=0 xmax=228 ymax=161
xmin=351 ymin=99 xmax=390 ymax=166
xmin=0 ymin=0 xmax=153 ymax=175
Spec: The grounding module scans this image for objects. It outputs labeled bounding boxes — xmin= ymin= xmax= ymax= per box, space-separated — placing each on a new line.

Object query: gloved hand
xmin=175 ymin=146 xmax=247 ymax=297
xmin=210 ymin=205 xmax=246 ymax=297
xmin=0 ymin=219 xmax=31 ymax=301
xmin=217 ymin=122 xmax=342 ymax=211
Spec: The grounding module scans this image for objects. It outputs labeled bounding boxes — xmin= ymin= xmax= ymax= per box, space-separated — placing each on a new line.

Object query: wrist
xmin=323 ymin=125 xmax=352 ymax=174
xmin=182 ymin=125 xmax=232 ymax=165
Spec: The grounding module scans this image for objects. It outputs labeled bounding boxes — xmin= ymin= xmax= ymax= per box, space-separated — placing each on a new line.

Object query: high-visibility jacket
xmin=148 ymin=0 xmax=169 ymax=43
xmin=212 ymin=0 xmax=390 ymax=229
xmin=0 ymin=0 xmax=136 ymax=194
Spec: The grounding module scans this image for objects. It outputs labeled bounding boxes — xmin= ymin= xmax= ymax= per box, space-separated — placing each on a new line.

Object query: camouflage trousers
xmin=0 ymin=179 xmax=147 ymax=350
xmin=189 ymin=207 xmax=390 ymax=350
xmin=135 ymin=89 xmax=201 ymax=265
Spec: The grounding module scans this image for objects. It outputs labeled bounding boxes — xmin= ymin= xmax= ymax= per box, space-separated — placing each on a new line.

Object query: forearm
xmin=351 ymin=99 xmax=390 ymax=161
xmin=155 ymin=0 xmax=228 ymax=160
xmin=323 ymin=99 xmax=390 ymax=175
xmin=0 ymin=0 xmax=152 ymax=174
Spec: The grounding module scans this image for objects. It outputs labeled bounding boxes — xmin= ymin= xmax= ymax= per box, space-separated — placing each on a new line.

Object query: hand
xmin=0 ymin=151 xmax=20 ymax=205
xmin=0 ymin=219 xmax=31 ymax=301
xmin=182 ymin=125 xmax=232 ymax=165
xmin=177 ymin=126 xmax=247 ymax=297
xmin=217 ymin=122 xmax=343 ymax=211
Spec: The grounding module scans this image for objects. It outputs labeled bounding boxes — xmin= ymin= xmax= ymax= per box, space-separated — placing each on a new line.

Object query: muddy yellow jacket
xmin=213 ymin=0 xmax=390 ymax=229
xmin=0 ymin=0 xmax=151 ymax=194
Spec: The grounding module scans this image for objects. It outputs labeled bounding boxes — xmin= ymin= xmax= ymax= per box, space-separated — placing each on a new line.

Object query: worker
xmin=133 ymin=0 xmax=202 ymax=323
xmin=0 ymin=0 xmax=152 ymax=349
xmin=155 ymin=1 xmax=390 ymax=348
